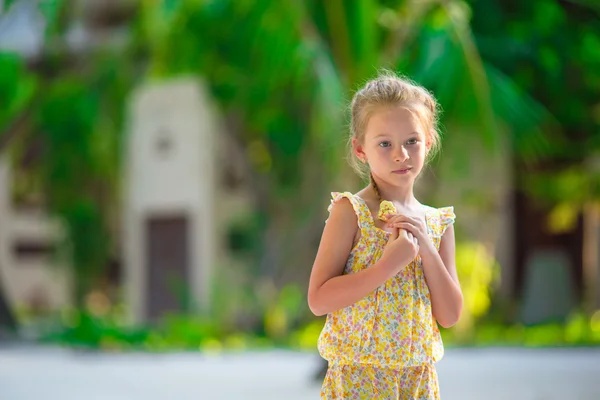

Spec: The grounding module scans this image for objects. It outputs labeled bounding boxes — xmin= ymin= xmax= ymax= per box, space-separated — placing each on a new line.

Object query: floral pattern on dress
xmin=318 ymin=192 xmax=456 ymax=399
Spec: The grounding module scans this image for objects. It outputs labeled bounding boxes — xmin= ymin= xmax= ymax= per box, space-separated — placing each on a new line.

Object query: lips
xmin=392 ymin=168 xmax=412 ymax=174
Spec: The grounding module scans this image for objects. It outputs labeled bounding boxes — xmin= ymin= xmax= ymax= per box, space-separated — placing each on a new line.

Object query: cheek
xmin=371 ymin=146 xmax=385 ymax=156
xmin=377 ymin=148 xmax=394 ymax=160
xmin=411 ymin=146 xmax=426 ymax=160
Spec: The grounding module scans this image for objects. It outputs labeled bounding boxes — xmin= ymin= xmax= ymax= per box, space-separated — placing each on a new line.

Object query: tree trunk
xmin=0 ymin=272 xmax=17 ymax=337
xmin=582 ymin=201 xmax=600 ymax=314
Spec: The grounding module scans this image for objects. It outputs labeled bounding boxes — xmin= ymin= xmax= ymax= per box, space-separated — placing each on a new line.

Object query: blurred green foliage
xmin=34 ymin=290 xmax=600 ymax=352
xmin=451 ymin=242 xmax=500 ymax=336
xmin=2 ymin=0 xmax=600 ymax=348
xmin=442 ymin=310 xmax=600 ymax=348
xmin=0 ymin=53 xmax=37 ymax=135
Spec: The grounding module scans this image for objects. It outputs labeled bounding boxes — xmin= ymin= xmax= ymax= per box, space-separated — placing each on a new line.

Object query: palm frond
xmin=441 ymin=1 xmax=499 ymax=149
xmin=485 ymin=64 xmax=562 ymax=164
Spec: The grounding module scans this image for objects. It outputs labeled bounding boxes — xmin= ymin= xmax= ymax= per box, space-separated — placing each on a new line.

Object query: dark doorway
xmin=145 ymin=215 xmax=190 ymax=321
xmin=513 ymin=189 xmax=584 ymax=302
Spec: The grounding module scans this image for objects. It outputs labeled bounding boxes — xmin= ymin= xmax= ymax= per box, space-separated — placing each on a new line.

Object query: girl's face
xmin=353 ymin=105 xmax=430 ymax=187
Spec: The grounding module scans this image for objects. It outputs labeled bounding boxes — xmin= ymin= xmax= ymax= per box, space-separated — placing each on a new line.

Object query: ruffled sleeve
xmin=326 ymin=192 xmax=368 ymax=231
xmin=327 ymin=192 xmax=346 ymax=214
xmin=327 ymin=192 xmax=356 ymax=215
xmin=438 ymin=206 xmax=456 ymax=236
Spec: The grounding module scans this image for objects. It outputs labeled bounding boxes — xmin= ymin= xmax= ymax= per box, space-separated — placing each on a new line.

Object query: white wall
xmin=0 ymin=157 xmax=72 ymax=313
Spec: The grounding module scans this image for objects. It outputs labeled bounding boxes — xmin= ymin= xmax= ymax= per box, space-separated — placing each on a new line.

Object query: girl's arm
xmin=307 ymin=198 xmax=404 ymax=316
xmin=419 ymin=225 xmax=463 ymax=328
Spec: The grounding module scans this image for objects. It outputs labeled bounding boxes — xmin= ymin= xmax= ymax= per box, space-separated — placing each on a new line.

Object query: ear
xmin=352 ymin=138 xmax=367 ymax=162
xmin=425 ymin=132 xmax=434 ymax=153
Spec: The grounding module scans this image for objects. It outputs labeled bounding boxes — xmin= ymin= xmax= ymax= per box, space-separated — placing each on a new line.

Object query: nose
xmin=394 ymin=146 xmax=409 ymax=162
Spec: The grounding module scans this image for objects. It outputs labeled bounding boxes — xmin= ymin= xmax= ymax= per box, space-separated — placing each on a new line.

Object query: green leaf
xmin=532 ymin=0 xmax=565 ymax=37
xmin=485 ymin=64 xmax=561 ymax=162
xmin=38 ymin=0 xmax=63 ymax=35
xmin=441 ymin=1 xmax=499 ymax=150
xmin=346 ymin=0 xmax=379 ymax=80
xmin=0 ymin=52 xmax=37 ymax=133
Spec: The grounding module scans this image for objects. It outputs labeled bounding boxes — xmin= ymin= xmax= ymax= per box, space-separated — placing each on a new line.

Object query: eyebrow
xmin=373 ymin=132 xmax=420 ymax=139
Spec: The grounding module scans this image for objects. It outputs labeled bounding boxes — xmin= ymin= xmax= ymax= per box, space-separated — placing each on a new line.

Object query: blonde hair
xmin=347 ymin=71 xmax=441 ymax=185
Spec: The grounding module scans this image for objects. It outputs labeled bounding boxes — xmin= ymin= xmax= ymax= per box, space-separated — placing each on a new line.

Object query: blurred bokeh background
xmin=1 ymin=0 xmax=599 ymax=399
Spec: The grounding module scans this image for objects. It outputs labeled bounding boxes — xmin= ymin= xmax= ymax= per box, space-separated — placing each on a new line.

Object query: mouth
xmin=392 ymin=168 xmax=412 ymax=174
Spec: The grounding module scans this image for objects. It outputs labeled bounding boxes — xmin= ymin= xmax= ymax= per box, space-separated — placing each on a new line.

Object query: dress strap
xmin=327 ymin=192 xmax=370 ymax=231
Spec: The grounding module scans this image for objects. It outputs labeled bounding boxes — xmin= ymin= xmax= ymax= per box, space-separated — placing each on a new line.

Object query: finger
xmin=390 ymin=222 xmax=418 ymax=234
xmin=385 ymin=215 xmax=406 ymax=225
xmin=407 ymin=230 xmax=417 ymax=246
xmin=386 ymin=213 xmax=410 ymax=220
xmin=386 ymin=215 xmax=421 ymax=229
xmin=398 ymin=228 xmax=409 ymax=240
xmin=387 ymin=227 xmax=399 ymax=243
xmin=390 ymin=214 xmax=424 ymax=224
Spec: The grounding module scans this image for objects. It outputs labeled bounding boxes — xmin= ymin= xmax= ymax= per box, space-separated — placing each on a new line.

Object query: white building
xmin=123 ymin=78 xmax=219 ymax=323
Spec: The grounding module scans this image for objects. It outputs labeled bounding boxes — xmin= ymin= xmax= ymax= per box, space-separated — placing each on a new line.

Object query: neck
xmin=372 ymin=176 xmax=418 ymax=206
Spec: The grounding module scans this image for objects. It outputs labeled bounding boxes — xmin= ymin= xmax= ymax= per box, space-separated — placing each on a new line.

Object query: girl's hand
xmin=380 ymin=227 xmax=419 ymax=273
xmin=386 ymin=214 xmax=434 ymax=255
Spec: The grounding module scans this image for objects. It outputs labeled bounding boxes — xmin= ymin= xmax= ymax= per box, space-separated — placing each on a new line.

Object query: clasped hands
xmin=384 ymin=213 xmax=434 ymax=256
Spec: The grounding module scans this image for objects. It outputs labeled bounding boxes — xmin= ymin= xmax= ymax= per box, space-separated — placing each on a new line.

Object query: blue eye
xmin=406 ymin=138 xmax=418 ymax=145
xmin=379 ymin=141 xmax=391 ymax=148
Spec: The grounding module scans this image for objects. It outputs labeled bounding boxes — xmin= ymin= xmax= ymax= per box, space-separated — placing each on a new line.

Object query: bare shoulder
xmin=326 ymin=195 xmax=358 ymax=236
xmin=308 ymin=196 xmax=359 ymax=289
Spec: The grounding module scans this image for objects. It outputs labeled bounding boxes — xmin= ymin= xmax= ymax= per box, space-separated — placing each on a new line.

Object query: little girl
xmin=308 ymin=73 xmax=463 ymax=399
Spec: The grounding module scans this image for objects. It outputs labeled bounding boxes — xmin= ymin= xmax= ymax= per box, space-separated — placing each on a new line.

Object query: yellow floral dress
xmin=318 ymin=192 xmax=456 ymax=400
